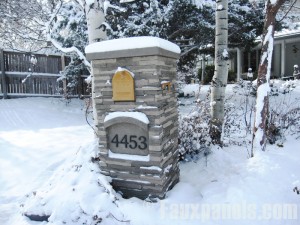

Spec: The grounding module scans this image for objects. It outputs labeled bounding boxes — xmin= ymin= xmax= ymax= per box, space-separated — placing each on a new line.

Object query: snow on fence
xmin=0 ymin=49 xmax=89 ymax=98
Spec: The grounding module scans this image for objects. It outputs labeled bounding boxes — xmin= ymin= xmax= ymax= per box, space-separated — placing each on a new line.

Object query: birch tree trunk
xmin=251 ymin=0 xmax=286 ymax=156
xmin=210 ymin=0 xmax=228 ymax=145
xmin=85 ymin=0 xmax=107 ymax=44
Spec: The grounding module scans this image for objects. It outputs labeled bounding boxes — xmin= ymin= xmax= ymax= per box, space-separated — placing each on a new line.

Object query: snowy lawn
xmin=1 ymin=83 xmax=300 ymax=225
xmin=0 ymin=98 xmax=95 ymax=224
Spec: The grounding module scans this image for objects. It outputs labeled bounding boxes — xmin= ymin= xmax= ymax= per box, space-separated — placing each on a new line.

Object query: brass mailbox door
xmin=112 ymin=70 xmax=135 ymax=101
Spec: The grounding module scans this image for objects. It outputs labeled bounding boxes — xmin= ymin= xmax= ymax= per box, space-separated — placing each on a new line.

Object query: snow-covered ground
xmin=0 ymin=98 xmax=95 ymax=224
xmin=1 ymin=83 xmax=300 ymax=225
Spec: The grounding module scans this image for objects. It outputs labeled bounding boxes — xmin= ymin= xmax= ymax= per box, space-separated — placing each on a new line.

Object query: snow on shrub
xmin=178 ymin=80 xmax=300 ymax=159
xmin=268 ymin=80 xmax=300 ymax=142
xmin=178 ymin=92 xmax=211 ymax=161
xmin=233 ymin=79 xmax=300 ymax=144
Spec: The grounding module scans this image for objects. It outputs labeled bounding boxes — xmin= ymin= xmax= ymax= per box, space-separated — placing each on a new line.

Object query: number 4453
xmin=111 ymin=134 xmax=147 ymax=150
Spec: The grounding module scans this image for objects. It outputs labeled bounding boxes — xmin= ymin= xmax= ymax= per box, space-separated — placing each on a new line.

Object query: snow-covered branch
xmin=104 ymin=0 xmax=126 ymax=15
xmin=45 ymin=0 xmax=91 ymax=71
xmin=49 ymin=38 xmax=91 ymax=70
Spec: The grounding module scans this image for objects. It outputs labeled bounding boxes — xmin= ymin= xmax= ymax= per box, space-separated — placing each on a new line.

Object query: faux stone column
xmin=85 ymin=37 xmax=180 ymax=199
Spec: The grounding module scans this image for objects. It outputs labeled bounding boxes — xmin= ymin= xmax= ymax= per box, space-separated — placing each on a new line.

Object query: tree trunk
xmin=85 ymin=0 xmax=107 ymax=44
xmin=251 ymin=0 xmax=286 ymax=156
xmin=210 ymin=0 xmax=228 ymax=145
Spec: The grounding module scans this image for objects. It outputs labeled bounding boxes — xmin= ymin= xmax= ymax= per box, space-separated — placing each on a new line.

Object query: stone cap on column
xmin=85 ymin=36 xmax=181 ymax=60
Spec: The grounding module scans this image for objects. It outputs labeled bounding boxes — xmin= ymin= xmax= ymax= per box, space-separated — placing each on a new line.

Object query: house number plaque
xmin=104 ymin=116 xmax=149 ymax=156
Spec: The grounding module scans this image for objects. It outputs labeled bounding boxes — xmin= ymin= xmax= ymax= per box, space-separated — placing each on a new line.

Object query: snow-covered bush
xmin=224 ymin=81 xmax=255 ymax=146
xmin=178 ymin=92 xmax=211 ymax=161
xmin=279 ymin=80 xmax=297 ymax=94
xmin=223 ymin=99 xmax=252 ymax=146
xmin=178 ymin=84 xmax=254 ymax=160
xmin=267 ymin=80 xmax=300 ymax=143
xmin=248 ymin=79 xmax=297 ymax=97
xmin=234 ymin=79 xmax=300 ymax=144
xmin=178 ymin=80 xmax=300 ymax=160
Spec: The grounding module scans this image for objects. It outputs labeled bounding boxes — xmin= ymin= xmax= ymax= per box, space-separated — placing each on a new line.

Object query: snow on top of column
xmin=85 ymin=36 xmax=181 ymax=54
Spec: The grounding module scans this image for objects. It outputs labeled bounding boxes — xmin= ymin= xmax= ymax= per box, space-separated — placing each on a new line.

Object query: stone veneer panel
xmin=86 ymin=38 xmax=180 ymax=199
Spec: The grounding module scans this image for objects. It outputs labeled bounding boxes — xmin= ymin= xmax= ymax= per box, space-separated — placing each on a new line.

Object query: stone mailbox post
xmin=85 ymin=37 xmax=180 ymax=199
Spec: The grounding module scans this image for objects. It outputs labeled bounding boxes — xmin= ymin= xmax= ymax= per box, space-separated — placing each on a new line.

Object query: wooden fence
xmin=0 ymin=49 xmax=89 ymax=98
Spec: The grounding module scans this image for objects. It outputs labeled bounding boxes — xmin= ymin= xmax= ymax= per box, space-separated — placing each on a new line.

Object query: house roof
xmin=273 ymin=23 xmax=300 ymax=43
xmin=275 ymin=23 xmax=300 ymax=39
xmin=253 ymin=23 xmax=300 ymax=46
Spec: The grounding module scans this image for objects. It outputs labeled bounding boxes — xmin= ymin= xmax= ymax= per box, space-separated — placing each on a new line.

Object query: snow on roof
xmin=274 ymin=23 xmax=300 ymax=38
xmin=253 ymin=23 xmax=300 ymax=44
xmin=104 ymin=111 xmax=149 ymax=124
xmin=85 ymin=36 xmax=181 ymax=55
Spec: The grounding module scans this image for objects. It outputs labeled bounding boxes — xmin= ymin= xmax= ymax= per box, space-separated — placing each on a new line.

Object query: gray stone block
xmin=93 ymin=59 xmax=117 ymax=64
xmin=149 ymin=135 xmax=162 ymax=146
xmin=105 ymin=158 xmax=132 ymax=167
xmin=100 ymin=171 xmax=110 ymax=176
xmin=112 ymin=181 xmax=142 ymax=191
xmin=135 ymin=79 xmax=149 ymax=87
xmin=110 ymin=171 xmax=141 ymax=181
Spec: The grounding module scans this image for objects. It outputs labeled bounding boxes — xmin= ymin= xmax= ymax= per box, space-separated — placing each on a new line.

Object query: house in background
xmin=229 ymin=1 xmax=300 ymax=80
xmin=272 ymin=28 xmax=300 ymax=78
xmin=229 ymin=25 xmax=300 ymax=80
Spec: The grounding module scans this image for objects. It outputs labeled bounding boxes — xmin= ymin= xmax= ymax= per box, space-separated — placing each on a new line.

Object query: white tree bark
xmin=210 ymin=0 xmax=228 ymax=145
xmin=85 ymin=0 xmax=107 ymax=44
